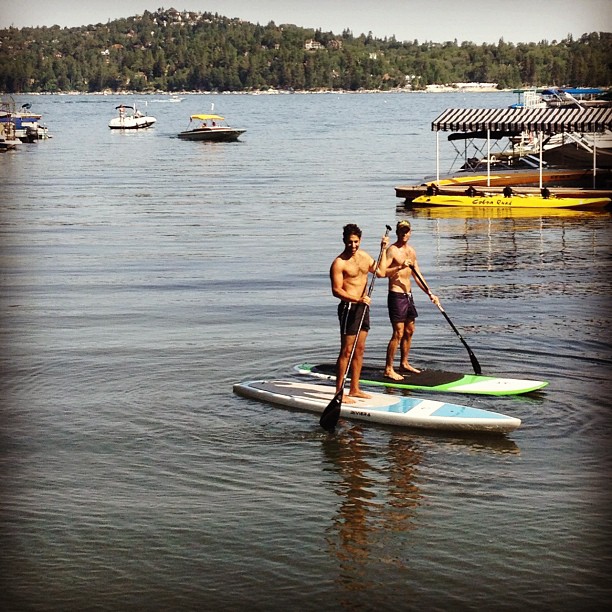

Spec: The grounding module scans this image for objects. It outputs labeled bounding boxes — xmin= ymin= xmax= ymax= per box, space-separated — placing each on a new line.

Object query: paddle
xmin=320 ymin=225 xmax=392 ymax=432
xmin=407 ymin=264 xmax=482 ymax=375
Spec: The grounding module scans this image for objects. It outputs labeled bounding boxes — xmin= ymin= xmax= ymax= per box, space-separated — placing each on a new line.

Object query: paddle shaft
xmin=320 ymin=225 xmax=392 ymax=431
xmin=408 ymin=264 xmax=482 ymax=375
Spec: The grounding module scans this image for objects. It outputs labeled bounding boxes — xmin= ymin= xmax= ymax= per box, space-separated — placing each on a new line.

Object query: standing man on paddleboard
xmin=330 ymin=223 xmax=389 ymax=402
xmin=384 ymin=220 xmax=439 ymax=379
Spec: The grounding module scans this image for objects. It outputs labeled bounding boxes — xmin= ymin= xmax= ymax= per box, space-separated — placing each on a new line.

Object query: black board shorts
xmin=338 ymin=301 xmax=370 ymax=336
xmin=388 ymin=292 xmax=418 ymax=324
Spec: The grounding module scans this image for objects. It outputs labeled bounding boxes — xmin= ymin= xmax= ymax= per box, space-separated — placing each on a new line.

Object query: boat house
xmin=396 ymin=105 xmax=612 ymax=201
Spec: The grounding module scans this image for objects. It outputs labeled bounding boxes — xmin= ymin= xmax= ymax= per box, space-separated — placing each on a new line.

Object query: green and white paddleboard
xmin=296 ymin=363 xmax=548 ymax=396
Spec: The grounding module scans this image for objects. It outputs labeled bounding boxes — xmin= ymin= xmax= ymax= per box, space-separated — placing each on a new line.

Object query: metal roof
xmin=432 ymin=106 xmax=612 ymax=134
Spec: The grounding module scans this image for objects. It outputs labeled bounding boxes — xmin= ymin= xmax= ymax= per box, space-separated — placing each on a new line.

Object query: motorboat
xmin=538 ymin=130 xmax=612 ymax=169
xmin=0 ymin=100 xmax=20 ymax=150
xmin=511 ymin=87 xmax=611 ymax=109
xmin=178 ymin=114 xmax=245 ymax=142
xmin=508 ymin=88 xmax=612 ymax=169
xmin=108 ymin=104 xmax=157 ymax=129
xmin=0 ymin=99 xmax=49 ymax=142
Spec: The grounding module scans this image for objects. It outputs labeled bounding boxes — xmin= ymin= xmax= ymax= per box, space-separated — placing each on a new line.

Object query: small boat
xmin=397 ymin=181 xmax=612 ymax=202
xmin=10 ymin=104 xmax=49 ymax=141
xmin=511 ymin=87 xmax=611 ymax=109
xmin=1 ymin=99 xmax=49 ymax=143
xmin=539 ymin=131 xmax=612 ymax=169
xmin=412 ymin=193 xmax=611 ymax=210
xmin=395 ymin=168 xmax=612 ymax=202
xmin=108 ymin=104 xmax=156 ymax=129
xmin=0 ymin=99 xmax=21 ymax=150
xmin=178 ymin=114 xmax=245 ymax=142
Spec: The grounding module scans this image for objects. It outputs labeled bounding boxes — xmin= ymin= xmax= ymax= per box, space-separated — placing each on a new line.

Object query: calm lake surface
xmin=1 ymin=91 xmax=610 ymax=611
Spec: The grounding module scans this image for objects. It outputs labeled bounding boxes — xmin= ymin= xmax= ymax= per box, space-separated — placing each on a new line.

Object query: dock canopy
xmin=432 ymin=106 xmax=612 ymax=135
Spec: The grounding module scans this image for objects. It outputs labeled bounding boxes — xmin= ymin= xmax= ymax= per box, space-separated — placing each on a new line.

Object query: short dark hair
xmin=343 ymin=223 xmax=362 ymax=242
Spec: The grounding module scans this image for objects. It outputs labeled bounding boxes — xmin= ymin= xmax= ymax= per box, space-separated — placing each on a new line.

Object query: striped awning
xmin=432 ymin=106 xmax=612 ymax=134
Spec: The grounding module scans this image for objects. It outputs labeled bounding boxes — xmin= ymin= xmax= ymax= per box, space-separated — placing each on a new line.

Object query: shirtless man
xmin=330 ymin=224 xmax=389 ymax=402
xmin=384 ymin=220 xmax=439 ymax=380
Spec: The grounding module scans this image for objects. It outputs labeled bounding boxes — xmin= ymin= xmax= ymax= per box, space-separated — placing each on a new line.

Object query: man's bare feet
xmin=342 ymin=394 xmax=356 ymax=404
xmin=348 ymin=389 xmax=372 ymax=399
xmin=384 ymin=368 xmax=404 ymax=381
xmin=400 ymin=364 xmax=421 ymax=374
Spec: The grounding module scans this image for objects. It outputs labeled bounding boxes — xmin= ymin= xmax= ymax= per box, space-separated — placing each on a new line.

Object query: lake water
xmin=1 ymin=91 xmax=610 ymax=611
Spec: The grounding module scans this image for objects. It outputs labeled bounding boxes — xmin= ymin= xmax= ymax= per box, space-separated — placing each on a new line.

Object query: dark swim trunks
xmin=388 ymin=292 xmax=418 ymax=324
xmin=338 ymin=301 xmax=370 ymax=336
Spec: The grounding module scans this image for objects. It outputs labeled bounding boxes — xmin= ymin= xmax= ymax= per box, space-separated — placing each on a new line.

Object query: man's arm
xmin=371 ymin=235 xmax=390 ymax=277
xmin=330 ymin=259 xmax=347 ymax=301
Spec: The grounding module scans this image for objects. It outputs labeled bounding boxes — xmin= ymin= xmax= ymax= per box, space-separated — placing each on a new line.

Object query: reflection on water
xmin=403 ymin=204 xmax=611 ymax=220
xmin=321 ymin=426 xmax=519 ymax=605
xmin=399 ymin=210 xmax=612 ymax=291
xmin=322 ymin=426 xmax=422 ymax=603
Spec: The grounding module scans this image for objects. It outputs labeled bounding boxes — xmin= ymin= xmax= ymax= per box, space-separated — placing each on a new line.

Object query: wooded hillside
xmin=1 ymin=7 xmax=610 ymax=93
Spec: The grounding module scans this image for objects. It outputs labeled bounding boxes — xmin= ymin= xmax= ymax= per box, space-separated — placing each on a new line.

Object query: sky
xmin=0 ymin=0 xmax=610 ymax=45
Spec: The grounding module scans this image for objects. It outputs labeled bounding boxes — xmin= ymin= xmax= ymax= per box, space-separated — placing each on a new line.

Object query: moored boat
xmin=396 ymin=178 xmax=612 ymax=202
xmin=539 ymin=131 xmax=612 ymax=169
xmin=1 ymin=99 xmax=49 ymax=143
xmin=108 ymin=104 xmax=157 ymax=129
xmin=398 ymin=165 xmax=597 ymax=202
xmin=0 ymin=99 xmax=21 ymax=150
xmin=412 ymin=193 xmax=610 ymax=210
xmin=508 ymin=88 xmax=612 ymax=169
xmin=511 ymin=87 xmax=611 ymax=109
xmin=178 ymin=114 xmax=246 ymax=142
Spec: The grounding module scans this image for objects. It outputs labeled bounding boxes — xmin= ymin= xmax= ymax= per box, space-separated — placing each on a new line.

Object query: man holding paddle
xmin=383 ymin=220 xmax=439 ymax=380
xmin=330 ymin=223 xmax=390 ymax=403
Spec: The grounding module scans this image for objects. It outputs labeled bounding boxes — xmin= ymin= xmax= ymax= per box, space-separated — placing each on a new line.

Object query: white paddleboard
xmin=233 ymin=380 xmax=521 ymax=434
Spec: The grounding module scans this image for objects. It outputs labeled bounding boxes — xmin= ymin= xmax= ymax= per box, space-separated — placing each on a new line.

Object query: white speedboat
xmin=108 ymin=104 xmax=157 ymax=129
xmin=178 ymin=114 xmax=245 ymax=142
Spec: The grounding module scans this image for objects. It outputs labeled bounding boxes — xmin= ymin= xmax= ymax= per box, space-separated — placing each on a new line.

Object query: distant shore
xmin=10 ymin=86 xmax=509 ymax=96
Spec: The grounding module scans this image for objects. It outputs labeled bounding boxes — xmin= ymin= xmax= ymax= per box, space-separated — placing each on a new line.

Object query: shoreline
xmin=6 ymin=86 xmax=509 ymax=97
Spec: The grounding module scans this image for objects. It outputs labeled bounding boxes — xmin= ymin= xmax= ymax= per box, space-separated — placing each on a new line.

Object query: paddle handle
xmin=366 ymin=224 xmax=392 ymax=298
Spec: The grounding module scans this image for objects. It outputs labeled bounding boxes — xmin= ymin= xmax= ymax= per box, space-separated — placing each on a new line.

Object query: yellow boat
xmin=412 ymin=193 xmax=611 ymax=209
xmin=178 ymin=113 xmax=246 ymax=142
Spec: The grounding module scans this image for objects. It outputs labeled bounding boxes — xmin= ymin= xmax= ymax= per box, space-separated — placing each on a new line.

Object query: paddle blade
xmin=319 ymin=391 xmax=343 ymax=432
xmin=469 ymin=352 xmax=482 ymax=375
xmin=440 ymin=309 xmax=482 ymax=375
